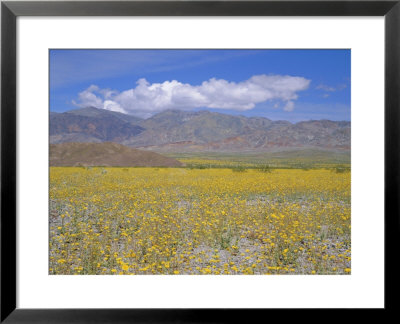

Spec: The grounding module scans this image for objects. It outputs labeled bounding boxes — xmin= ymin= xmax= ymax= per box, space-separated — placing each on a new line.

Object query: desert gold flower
xmin=49 ymin=167 xmax=350 ymax=275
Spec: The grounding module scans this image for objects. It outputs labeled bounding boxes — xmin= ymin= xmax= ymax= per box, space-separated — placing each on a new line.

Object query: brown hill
xmin=50 ymin=142 xmax=183 ymax=167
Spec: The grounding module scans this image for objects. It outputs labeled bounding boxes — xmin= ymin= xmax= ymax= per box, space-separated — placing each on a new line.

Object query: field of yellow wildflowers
xmin=49 ymin=167 xmax=350 ymax=275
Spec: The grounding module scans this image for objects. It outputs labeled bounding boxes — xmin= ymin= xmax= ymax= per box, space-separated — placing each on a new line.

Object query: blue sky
xmin=50 ymin=49 xmax=350 ymax=122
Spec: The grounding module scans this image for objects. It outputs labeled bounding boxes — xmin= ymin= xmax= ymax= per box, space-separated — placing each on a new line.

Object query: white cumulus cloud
xmin=73 ymin=74 xmax=310 ymax=117
xmin=283 ymin=101 xmax=295 ymax=112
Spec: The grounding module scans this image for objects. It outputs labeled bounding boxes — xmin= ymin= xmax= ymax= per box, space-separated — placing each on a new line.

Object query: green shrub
xmin=257 ymin=164 xmax=272 ymax=173
xmin=231 ymin=165 xmax=246 ymax=172
xmin=333 ymin=166 xmax=350 ymax=173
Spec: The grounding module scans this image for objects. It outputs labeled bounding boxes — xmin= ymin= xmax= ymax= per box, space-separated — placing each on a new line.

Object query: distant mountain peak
xmin=62 ymin=106 xmax=144 ymax=124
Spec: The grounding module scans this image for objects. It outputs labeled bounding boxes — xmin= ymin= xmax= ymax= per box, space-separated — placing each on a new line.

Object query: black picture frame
xmin=1 ymin=0 xmax=399 ymax=322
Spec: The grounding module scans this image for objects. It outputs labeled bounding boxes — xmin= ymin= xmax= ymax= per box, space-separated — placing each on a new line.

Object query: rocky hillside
xmin=50 ymin=142 xmax=183 ymax=167
xmin=50 ymin=107 xmax=350 ymax=152
xmin=50 ymin=108 xmax=144 ymax=144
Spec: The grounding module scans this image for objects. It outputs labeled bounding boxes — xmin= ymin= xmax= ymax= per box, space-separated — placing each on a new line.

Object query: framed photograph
xmin=1 ymin=0 xmax=399 ymax=322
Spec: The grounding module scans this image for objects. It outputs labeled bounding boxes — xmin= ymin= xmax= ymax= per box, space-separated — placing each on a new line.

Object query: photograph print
xmin=49 ymin=49 xmax=351 ymax=275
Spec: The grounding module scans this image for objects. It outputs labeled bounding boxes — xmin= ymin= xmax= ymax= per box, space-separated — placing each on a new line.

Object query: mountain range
xmin=50 ymin=107 xmax=350 ymax=153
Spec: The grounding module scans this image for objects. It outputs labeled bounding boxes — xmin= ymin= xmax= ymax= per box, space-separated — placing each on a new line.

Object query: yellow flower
xmin=49 ymin=167 xmax=350 ymax=275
